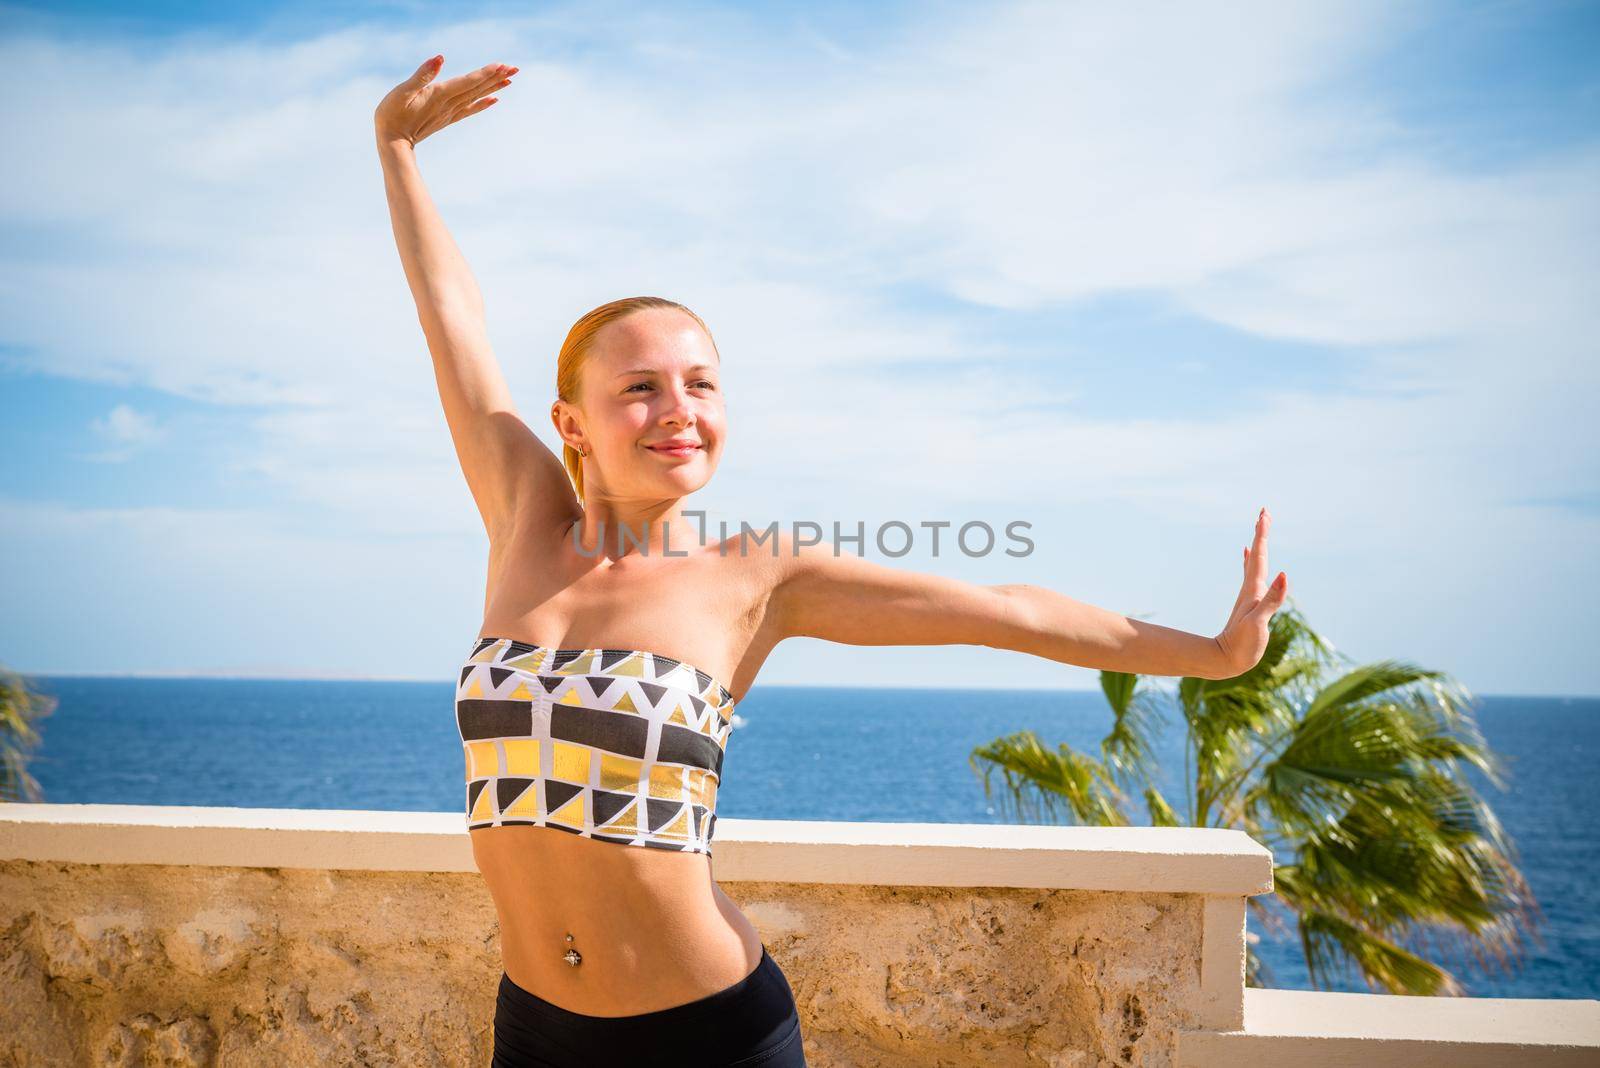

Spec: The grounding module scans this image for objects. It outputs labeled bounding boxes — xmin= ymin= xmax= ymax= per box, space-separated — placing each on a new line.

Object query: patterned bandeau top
xmin=455 ymin=635 xmax=737 ymax=855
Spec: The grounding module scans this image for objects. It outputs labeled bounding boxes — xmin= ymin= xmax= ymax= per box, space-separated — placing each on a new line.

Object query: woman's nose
xmin=660 ymin=389 xmax=695 ymax=424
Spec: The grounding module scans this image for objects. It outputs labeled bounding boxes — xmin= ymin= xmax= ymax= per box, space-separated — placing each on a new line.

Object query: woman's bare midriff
xmin=471 ymin=823 xmax=764 ymax=1016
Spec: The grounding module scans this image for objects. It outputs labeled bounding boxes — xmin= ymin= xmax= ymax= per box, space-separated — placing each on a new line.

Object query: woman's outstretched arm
xmin=768 ymin=508 xmax=1288 ymax=680
xmin=374 ymin=54 xmax=580 ymax=542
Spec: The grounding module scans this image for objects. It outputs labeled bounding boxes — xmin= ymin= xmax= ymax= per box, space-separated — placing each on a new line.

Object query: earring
xmin=579 ymin=445 xmax=589 ymax=458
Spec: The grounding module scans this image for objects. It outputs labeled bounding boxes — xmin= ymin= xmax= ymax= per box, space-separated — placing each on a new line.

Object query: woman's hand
xmin=374 ymin=54 xmax=517 ymax=148
xmin=1213 ymin=507 xmax=1289 ymax=678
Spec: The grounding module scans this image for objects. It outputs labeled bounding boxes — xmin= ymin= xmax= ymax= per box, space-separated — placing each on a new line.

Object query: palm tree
xmin=0 ymin=664 xmax=57 ymax=803
xmin=969 ymin=605 xmax=1537 ymax=995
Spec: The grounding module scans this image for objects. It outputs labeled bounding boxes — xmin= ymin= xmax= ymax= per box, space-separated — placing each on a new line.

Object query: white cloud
xmin=82 ymin=403 xmax=166 ymax=463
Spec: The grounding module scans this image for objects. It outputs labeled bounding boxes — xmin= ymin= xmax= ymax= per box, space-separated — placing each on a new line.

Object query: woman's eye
xmin=625 ymin=380 xmax=716 ymax=392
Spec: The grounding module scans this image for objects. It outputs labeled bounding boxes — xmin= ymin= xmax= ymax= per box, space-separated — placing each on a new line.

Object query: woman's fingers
xmin=441 ymin=74 xmax=511 ymax=115
xmin=1228 ymin=508 xmax=1269 ymax=616
xmin=434 ymin=62 xmax=515 ymax=109
xmin=1250 ymin=571 xmax=1289 ymax=622
xmin=1248 ymin=507 xmax=1270 ymax=594
xmin=434 ymin=97 xmax=495 ymax=135
xmin=429 ymin=69 xmax=514 ymax=129
xmin=427 ymin=63 xmax=492 ymax=99
xmin=442 ymin=76 xmax=513 ymax=129
xmin=415 ymin=85 xmax=506 ymax=141
xmin=1223 ymin=508 xmax=1278 ymax=628
xmin=443 ymin=83 xmax=506 ymax=124
xmin=408 ymin=54 xmax=444 ymax=88
xmin=1250 ymin=508 xmax=1285 ymax=617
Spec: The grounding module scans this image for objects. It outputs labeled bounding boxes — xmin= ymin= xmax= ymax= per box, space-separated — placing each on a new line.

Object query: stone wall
xmin=1 ymin=859 xmax=1207 ymax=1067
xmin=8 ymin=805 xmax=1595 ymax=1067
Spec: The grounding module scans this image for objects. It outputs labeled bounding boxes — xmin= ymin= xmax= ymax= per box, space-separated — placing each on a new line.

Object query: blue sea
xmin=17 ymin=676 xmax=1598 ymax=1000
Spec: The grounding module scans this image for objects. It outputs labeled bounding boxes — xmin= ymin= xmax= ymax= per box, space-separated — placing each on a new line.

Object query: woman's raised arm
xmin=374 ymin=54 xmax=580 ymax=543
xmin=769 ymin=508 xmax=1288 ymax=680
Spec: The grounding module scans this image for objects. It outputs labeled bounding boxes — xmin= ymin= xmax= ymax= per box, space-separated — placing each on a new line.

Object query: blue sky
xmin=2 ymin=0 xmax=1596 ymax=694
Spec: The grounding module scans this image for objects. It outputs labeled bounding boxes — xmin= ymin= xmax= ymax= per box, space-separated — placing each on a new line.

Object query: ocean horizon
xmin=15 ymin=675 xmax=1597 ymax=1001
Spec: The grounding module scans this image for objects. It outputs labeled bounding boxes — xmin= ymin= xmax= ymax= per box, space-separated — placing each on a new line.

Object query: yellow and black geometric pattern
xmin=455 ymin=635 xmax=737 ymax=855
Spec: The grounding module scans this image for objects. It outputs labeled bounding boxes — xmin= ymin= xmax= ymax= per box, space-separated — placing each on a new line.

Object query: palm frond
xmin=1244 ymin=943 xmax=1269 ymax=988
xmin=1288 ymin=777 xmax=1534 ymax=965
xmin=1256 ymin=669 xmax=1473 ymax=837
xmin=1098 ymin=670 xmax=1164 ymax=785
xmin=1399 ymin=683 xmax=1503 ymax=787
xmin=970 ymin=730 xmax=1128 ymax=827
xmin=1189 ymin=686 xmax=1287 ymax=825
xmin=1298 ymin=909 xmax=1460 ymax=996
xmin=1143 ymin=785 xmax=1182 ymax=827
xmin=0 ymin=666 xmax=57 ymax=803
xmin=1298 ymin=659 xmax=1443 ymax=728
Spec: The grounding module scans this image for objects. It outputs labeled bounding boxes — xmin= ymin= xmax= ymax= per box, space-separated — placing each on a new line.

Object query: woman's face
xmin=562 ymin=307 xmax=725 ymax=501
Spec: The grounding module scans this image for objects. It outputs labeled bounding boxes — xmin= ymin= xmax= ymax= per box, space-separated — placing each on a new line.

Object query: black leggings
xmin=491 ymin=945 xmax=807 ymax=1067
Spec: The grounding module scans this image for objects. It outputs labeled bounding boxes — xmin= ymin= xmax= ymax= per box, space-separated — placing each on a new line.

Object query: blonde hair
xmin=556 ymin=296 xmax=720 ymax=506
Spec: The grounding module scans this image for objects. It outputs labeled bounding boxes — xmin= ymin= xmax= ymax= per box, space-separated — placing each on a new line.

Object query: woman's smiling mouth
xmin=644 ymin=439 xmax=703 ymax=458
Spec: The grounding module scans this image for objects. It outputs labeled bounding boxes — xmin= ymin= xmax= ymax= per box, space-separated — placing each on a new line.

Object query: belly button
xmin=563 ymin=932 xmax=582 ymax=967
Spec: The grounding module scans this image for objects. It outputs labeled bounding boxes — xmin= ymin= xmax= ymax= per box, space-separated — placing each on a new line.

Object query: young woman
xmin=375 ymin=54 xmax=1288 ymax=1068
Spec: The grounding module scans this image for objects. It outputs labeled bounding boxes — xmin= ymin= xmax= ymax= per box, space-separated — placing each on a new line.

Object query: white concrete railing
xmin=0 ymin=802 xmax=1273 ymax=889
xmin=2 ymin=803 xmax=1596 ymax=1067
xmin=1181 ymin=987 xmax=1600 ymax=1068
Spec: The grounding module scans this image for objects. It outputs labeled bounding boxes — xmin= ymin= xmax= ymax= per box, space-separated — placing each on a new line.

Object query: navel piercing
xmin=563 ymin=932 xmax=582 ymax=967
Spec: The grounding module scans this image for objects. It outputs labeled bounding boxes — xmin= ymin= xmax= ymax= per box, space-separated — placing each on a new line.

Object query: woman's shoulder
xmin=701 ymin=523 xmax=806 ymax=585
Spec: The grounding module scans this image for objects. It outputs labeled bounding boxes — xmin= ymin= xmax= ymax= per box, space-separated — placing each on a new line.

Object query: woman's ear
xmin=550 ymin=400 xmax=577 ymax=448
